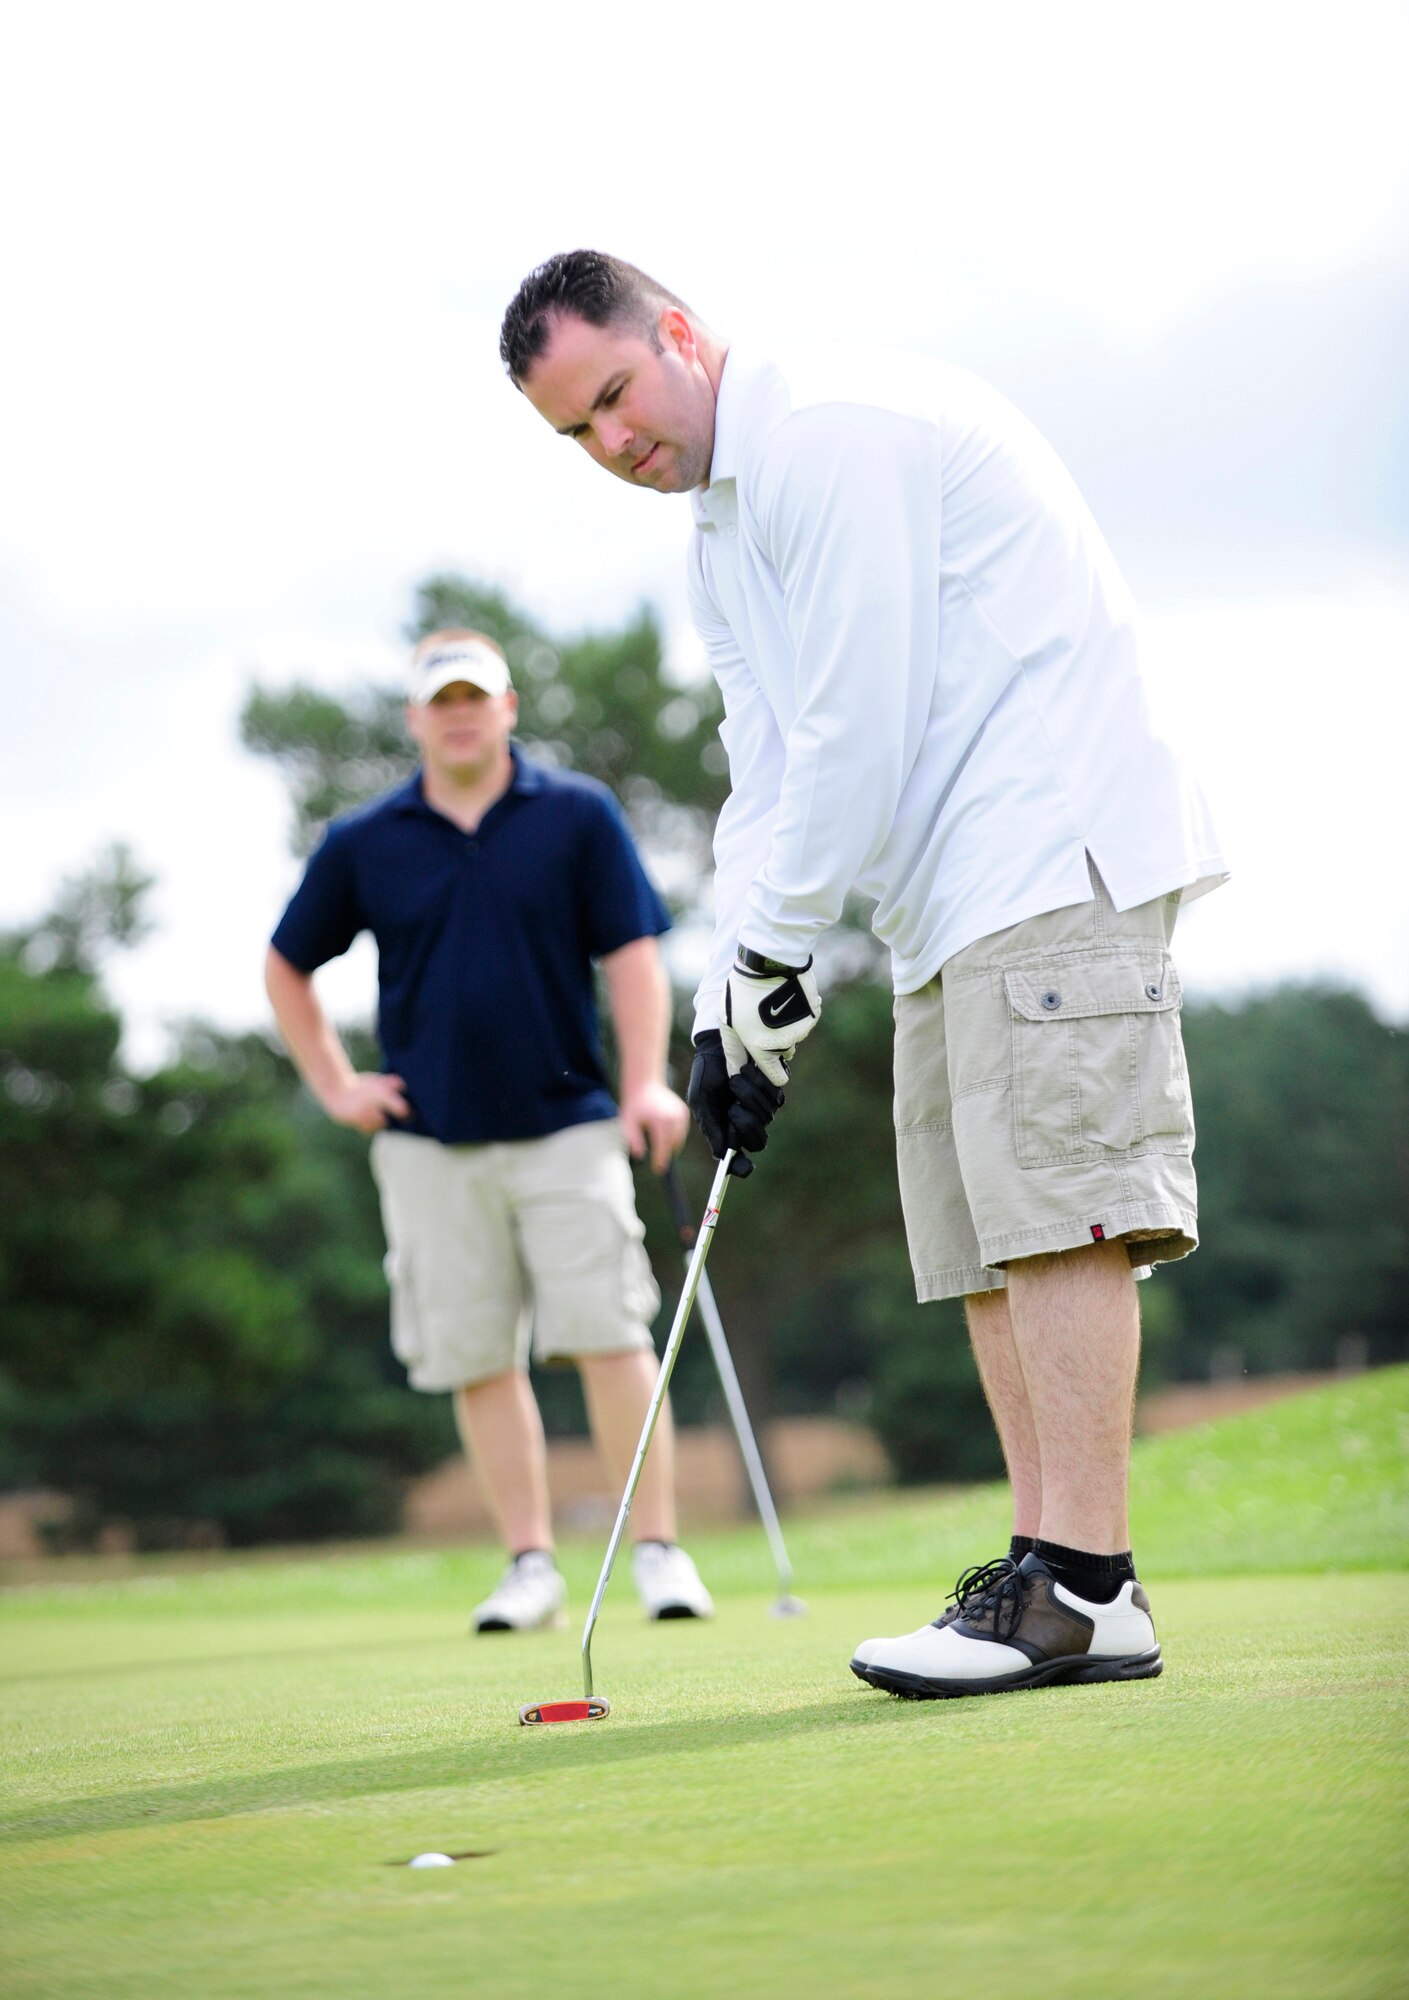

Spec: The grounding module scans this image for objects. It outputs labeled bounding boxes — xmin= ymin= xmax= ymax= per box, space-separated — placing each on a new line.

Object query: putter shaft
xmin=581 ymin=1152 xmax=734 ymax=1700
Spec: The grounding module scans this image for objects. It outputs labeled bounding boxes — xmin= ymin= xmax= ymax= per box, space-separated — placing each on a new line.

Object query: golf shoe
xmin=851 ymin=1553 xmax=1161 ymax=1698
xmin=631 ymin=1540 xmax=715 ymax=1620
xmin=471 ymin=1550 xmax=568 ymax=1633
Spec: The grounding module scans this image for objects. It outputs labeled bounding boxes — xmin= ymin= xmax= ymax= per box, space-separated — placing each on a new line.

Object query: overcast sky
xmin=2 ymin=2 xmax=1406 ymax=1064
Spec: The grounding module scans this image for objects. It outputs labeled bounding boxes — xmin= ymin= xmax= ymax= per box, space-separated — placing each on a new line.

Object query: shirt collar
xmin=391 ymin=770 xmax=431 ymax=815
xmin=691 ymin=347 xmax=787 ymax=532
xmin=692 ymin=346 xmax=748 ymax=531
xmin=393 ymin=743 xmax=543 ymax=813
xmin=507 ymin=744 xmax=545 ymax=794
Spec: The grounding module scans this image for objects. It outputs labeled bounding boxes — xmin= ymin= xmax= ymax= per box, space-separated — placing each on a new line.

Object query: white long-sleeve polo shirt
xmin=687 ymin=344 xmax=1227 ymax=1035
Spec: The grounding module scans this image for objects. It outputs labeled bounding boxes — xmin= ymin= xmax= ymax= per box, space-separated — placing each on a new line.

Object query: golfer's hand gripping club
xmin=722 ymin=948 xmax=821 ymax=1088
xmin=687 ymin=1030 xmax=783 ymax=1178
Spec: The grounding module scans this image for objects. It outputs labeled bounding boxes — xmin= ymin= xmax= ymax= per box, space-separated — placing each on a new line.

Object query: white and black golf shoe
xmin=470 ymin=1551 xmax=568 ymax=1633
xmin=631 ymin=1541 xmax=715 ymax=1621
xmin=850 ymin=1553 xmax=1162 ymax=1698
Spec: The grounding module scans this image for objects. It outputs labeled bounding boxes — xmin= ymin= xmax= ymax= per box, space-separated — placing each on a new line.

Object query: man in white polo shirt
xmin=499 ymin=251 xmax=1228 ymax=1701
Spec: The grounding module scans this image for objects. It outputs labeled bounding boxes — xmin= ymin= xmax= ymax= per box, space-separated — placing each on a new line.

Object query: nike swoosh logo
xmin=759 ymin=981 xmax=812 ymax=1030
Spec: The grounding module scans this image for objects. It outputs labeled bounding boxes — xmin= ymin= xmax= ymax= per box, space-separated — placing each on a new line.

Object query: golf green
xmin=3 ymin=1370 xmax=1406 ymax=1998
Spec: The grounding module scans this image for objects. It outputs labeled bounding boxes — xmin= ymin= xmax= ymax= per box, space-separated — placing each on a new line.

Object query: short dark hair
xmin=499 ymin=250 xmax=691 ymax=386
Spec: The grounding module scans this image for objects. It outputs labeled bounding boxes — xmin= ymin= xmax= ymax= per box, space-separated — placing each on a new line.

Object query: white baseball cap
xmin=408 ymin=637 xmax=512 ymax=703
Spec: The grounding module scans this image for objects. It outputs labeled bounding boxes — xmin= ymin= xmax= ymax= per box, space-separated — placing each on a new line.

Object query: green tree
xmin=1162 ymin=987 xmax=1409 ymax=1376
xmin=0 ymin=861 xmax=450 ymax=1546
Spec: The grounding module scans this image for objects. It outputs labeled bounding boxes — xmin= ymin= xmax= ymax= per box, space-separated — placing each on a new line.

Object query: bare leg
xmin=577 ymin=1348 xmax=677 ymax=1545
xmin=964 ymin=1288 xmax=1042 ymax=1539
xmin=453 ymin=1370 xmax=554 ymax=1556
xmin=1004 ymin=1240 xmax=1141 ymax=1553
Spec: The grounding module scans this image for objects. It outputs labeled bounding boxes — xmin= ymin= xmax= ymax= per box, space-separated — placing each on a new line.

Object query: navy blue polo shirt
xmin=270 ymin=749 xmax=671 ymax=1144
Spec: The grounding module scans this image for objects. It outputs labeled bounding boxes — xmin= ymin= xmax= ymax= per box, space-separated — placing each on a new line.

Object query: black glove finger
xmin=727 ymin=1104 xmax=770 ymax=1154
xmin=686 ymin=1043 xmax=732 ymax=1159
xmin=727 ymin=1058 xmax=786 ymax=1155
xmin=730 ymin=1059 xmax=786 ymax=1123
xmin=688 ymin=1095 xmax=731 ymax=1161
xmin=725 ymin=1150 xmax=755 ymax=1179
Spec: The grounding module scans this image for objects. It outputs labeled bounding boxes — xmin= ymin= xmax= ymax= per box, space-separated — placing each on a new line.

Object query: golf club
xmin=662 ymin=1161 xmax=804 ymax=1616
xmin=519 ymin=1150 xmax=736 ymax=1726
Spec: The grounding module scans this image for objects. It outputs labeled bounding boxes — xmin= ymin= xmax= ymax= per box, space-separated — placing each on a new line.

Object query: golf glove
xmin=687 ymin=1030 xmax=784 ymax=1179
xmin=722 ymin=949 xmax=821 ymax=1088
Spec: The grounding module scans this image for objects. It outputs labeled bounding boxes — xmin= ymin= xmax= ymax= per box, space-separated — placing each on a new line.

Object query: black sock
xmin=1008 ymin=1534 xmax=1036 ymax=1564
xmin=511 ymin=1547 xmax=552 ymax=1564
xmin=1031 ymin=1539 xmax=1135 ymax=1605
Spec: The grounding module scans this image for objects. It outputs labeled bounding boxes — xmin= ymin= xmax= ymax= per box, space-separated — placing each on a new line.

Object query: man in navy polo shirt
xmin=265 ymin=628 xmax=715 ymax=1630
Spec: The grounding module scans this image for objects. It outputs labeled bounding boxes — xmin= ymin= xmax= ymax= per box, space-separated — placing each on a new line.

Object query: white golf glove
xmin=722 ymin=948 xmax=822 ymax=1087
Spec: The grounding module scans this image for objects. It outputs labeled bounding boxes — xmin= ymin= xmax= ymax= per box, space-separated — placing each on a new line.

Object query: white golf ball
xmin=408 ymin=1852 xmax=455 ymax=1868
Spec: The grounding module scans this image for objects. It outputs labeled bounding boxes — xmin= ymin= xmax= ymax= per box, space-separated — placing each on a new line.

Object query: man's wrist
xmin=618 ymin=1072 xmax=669 ymax=1104
xmin=735 ymin=946 xmax=809 ymax=976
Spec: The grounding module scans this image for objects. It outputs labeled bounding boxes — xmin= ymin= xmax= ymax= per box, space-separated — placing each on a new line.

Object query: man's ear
xmin=659 ymin=307 xmax=698 ymax=363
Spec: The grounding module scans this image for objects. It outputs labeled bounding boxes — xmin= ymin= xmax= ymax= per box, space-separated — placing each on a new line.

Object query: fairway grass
xmin=3 ymin=1370 xmax=1406 ymax=1999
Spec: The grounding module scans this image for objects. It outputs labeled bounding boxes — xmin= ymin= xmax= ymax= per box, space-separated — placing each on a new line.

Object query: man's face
xmin=406 ymin=681 xmax=516 ymax=780
xmin=520 ymin=309 xmax=716 ymax=494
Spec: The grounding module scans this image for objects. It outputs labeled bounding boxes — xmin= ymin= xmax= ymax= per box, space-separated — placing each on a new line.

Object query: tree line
xmin=1 ymin=577 xmax=1404 ymax=1545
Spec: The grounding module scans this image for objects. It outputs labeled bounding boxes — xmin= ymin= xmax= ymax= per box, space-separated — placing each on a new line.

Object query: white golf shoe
xmin=470 ymin=1551 xmax=568 ymax=1633
xmin=851 ymin=1554 xmax=1161 ymax=1698
xmin=631 ymin=1541 xmax=715 ymax=1621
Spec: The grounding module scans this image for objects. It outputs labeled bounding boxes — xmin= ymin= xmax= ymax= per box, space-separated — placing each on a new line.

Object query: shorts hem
xmin=534 ymin=1325 xmax=655 ymax=1367
xmin=404 ymin=1357 xmax=517 ymax=1394
xmin=979 ymin=1205 xmax=1199 ymax=1269
xmin=915 ymin=1264 xmax=1007 ymax=1304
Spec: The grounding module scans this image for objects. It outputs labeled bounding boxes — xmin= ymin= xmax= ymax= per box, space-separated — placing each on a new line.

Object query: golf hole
xmin=388 ymin=1849 xmax=496 ymax=1867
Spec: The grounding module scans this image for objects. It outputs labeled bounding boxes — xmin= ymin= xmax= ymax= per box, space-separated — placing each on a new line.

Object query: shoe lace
xmin=943 ymin=1556 xmax=1027 ymax=1642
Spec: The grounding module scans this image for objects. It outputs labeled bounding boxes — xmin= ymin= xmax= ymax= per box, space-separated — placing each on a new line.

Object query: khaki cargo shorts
xmin=894 ymin=865 xmax=1198 ymax=1302
xmin=369 ymin=1118 xmax=659 ymax=1392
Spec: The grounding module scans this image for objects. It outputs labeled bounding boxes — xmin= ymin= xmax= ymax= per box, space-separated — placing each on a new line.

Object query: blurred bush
xmin=0 ymin=852 xmax=451 ymax=1547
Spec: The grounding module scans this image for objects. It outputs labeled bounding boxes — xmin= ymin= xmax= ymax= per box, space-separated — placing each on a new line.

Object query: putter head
xmin=770 ymin=1594 xmax=807 ymax=1618
xmin=518 ymin=1698 xmax=611 ymax=1727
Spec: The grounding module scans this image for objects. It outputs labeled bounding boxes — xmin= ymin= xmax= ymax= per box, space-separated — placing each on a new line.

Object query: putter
xmin=519 ymin=1151 xmax=736 ymax=1726
xmin=662 ymin=1161 xmax=804 ymax=1616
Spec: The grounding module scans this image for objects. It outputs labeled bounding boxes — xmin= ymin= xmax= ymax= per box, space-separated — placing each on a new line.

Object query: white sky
xmin=1 ymin=1 xmax=1407 ymax=1062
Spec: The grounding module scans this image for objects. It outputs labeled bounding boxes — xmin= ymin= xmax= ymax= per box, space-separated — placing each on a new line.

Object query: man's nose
xmin=597 ymin=415 xmax=633 ymax=459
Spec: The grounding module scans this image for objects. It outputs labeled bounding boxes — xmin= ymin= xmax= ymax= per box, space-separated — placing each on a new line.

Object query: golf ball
xmin=408 ymin=1852 xmax=455 ymax=1868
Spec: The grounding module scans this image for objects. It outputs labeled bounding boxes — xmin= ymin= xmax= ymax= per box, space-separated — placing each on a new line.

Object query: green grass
xmin=2 ymin=1369 xmax=1406 ymax=1999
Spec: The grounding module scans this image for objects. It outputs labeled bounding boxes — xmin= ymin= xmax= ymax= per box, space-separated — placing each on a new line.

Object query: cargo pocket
xmin=1005 ymin=952 xmax=1191 ymax=1168
xmin=600 ymin=1139 xmax=660 ymax=1325
xmin=382 ymin=1247 xmax=424 ymax=1370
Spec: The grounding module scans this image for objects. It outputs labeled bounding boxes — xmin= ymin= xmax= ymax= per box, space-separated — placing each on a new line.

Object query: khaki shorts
xmin=894 ymin=866 xmax=1198 ymax=1302
xmin=369 ymin=1119 xmax=659 ymax=1392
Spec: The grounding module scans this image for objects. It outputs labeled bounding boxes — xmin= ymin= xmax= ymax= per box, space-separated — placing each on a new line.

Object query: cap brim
xmin=412 ymin=659 xmax=511 ymax=702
